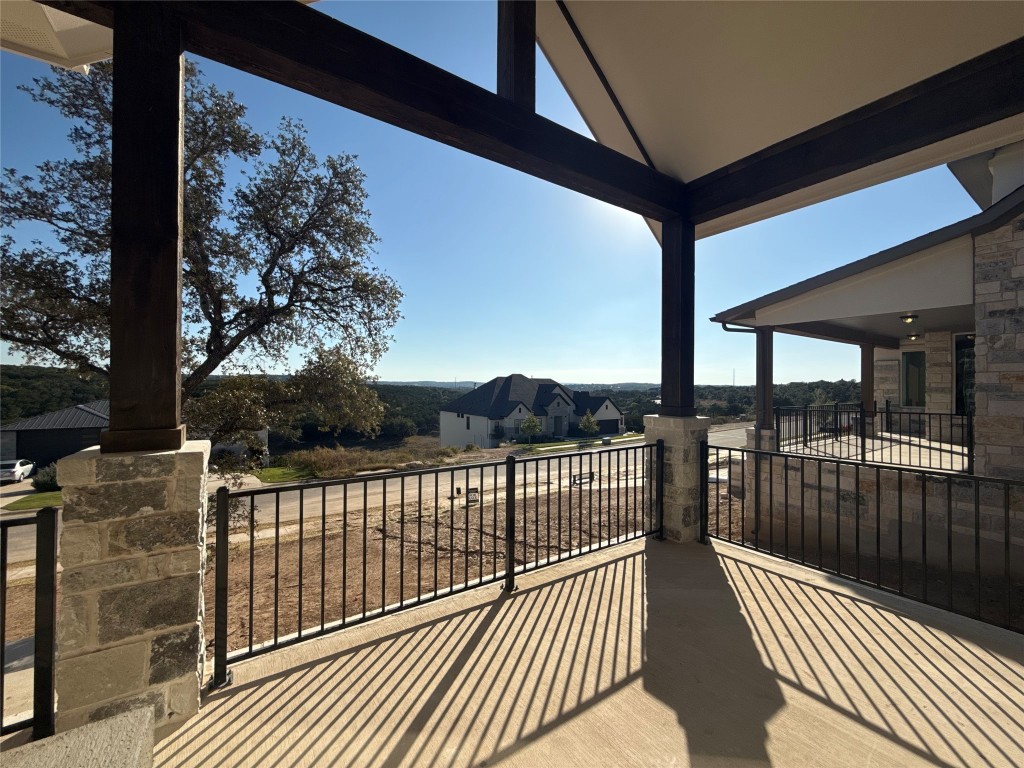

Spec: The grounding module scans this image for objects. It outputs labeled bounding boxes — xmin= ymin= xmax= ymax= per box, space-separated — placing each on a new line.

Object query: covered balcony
xmin=1 ymin=1 xmax=1022 ymax=764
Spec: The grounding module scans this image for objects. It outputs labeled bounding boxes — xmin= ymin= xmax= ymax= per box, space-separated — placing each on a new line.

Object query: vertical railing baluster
xmin=504 ymin=454 xmax=516 ymax=592
xmin=946 ymin=476 xmax=953 ymax=611
xmin=212 ymin=486 xmax=229 ymax=689
xmin=974 ymin=479 xmax=981 ymax=621
xmin=274 ymin=492 xmax=280 ymax=642
xmin=418 ymin=474 xmax=423 ymax=599
xmin=698 ymin=440 xmax=708 ymax=544
xmin=399 ymin=476 xmax=405 ymax=606
xmin=875 ymin=466 xmax=881 ymax=587
xmin=32 ymin=507 xmax=58 ymax=739
xmin=249 ymin=496 xmax=256 ymax=651
xmin=321 ymin=486 xmax=326 ymax=631
xmin=1005 ymin=484 xmax=1011 ymax=629
xmin=342 ymin=484 xmax=348 ymax=625
xmin=897 ymin=469 xmax=904 ymax=596
xmin=855 ymin=464 xmax=860 ymax=582
xmin=1 ymin=524 xmax=8 ymax=721
xmin=381 ymin=479 xmax=387 ymax=612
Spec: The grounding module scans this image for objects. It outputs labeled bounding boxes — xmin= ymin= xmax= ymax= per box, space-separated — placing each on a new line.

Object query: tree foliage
xmin=519 ymin=414 xmax=542 ymax=443
xmin=578 ymin=409 xmax=600 ymax=436
xmin=1 ymin=61 xmax=401 ymax=442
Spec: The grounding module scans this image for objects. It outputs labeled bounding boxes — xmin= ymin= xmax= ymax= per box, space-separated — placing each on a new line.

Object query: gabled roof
xmin=572 ymin=392 xmax=618 ymax=418
xmin=711 ymin=185 xmax=1024 ymax=327
xmin=442 ymin=375 xmax=570 ymax=419
xmin=1 ymin=400 xmax=110 ymax=431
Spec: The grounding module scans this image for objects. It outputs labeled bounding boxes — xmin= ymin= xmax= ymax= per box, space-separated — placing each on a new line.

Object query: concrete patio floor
xmin=156 ymin=539 xmax=1024 ymax=768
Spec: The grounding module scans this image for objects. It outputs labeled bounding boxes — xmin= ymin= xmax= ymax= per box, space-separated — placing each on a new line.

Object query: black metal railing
xmin=702 ymin=444 xmax=1022 ymax=633
xmin=1 ymin=507 xmax=57 ymax=737
xmin=774 ymin=402 xmax=973 ymax=473
xmin=210 ymin=442 xmax=663 ymax=685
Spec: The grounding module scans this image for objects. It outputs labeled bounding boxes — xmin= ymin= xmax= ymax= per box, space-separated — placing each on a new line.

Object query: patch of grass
xmin=3 ymin=490 xmax=63 ymax=511
xmin=255 ymin=466 xmax=312 ymax=484
xmin=279 ymin=437 xmax=460 ymax=480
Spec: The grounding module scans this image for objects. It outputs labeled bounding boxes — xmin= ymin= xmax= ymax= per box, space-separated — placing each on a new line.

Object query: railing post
xmin=802 ymin=407 xmax=808 ymax=447
xmin=774 ymin=408 xmax=781 ymax=451
xmin=697 ymin=439 xmax=709 ymax=544
xmin=859 ymin=403 xmax=867 ymax=464
xmin=32 ymin=507 xmax=58 ymax=739
xmin=504 ymin=455 xmax=516 ymax=592
xmin=210 ymin=486 xmax=231 ymax=690
xmin=885 ymin=399 xmax=892 ymax=433
xmin=656 ymin=439 xmax=666 ymax=540
xmin=967 ymin=411 xmax=975 ymax=475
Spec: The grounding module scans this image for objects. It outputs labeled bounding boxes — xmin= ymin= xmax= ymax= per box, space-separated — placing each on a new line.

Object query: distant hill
xmin=378 ymin=380 xmax=477 ymax=389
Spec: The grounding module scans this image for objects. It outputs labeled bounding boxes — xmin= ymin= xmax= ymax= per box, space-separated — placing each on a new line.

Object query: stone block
xmin=175 ymin=442 xmax=212 ymax=477
xmin=63 ymin=557 xmax=148 ymax=594
xmin=107 ymin=511 xmax=202 ymax=557
xmin=57 ymin=449 xmax=98 ymax=487
xmin=57 ymin=641 xmax=148 ymax=711
xmin=149 ymin=625 xmax=202 ymax=685
xmin=58 ymin=593 xmax=94 ymax=653
xmin=97 ymin=574 xmax=201 ymax=644
xmin=96 ymin=454 xmax=179 ymax=483
xmin=147 ymin=549 xmax=202 ymax=580
xmin=89 ymin=689 xmax=166 ymax=724
xmin=62 ymin=480 xmax=169 ymax=523
xmin=164 ymin=674 xmax=201 ymax=722
xmin=60 ymin=523 xmax=102 ymax=567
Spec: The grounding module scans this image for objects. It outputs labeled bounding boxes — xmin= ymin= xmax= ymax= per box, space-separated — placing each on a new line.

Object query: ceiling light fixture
xmin=907 ymin=333 xmax=920 ymax=341
xmin=900 ymin=314 xmax=918 ymax=324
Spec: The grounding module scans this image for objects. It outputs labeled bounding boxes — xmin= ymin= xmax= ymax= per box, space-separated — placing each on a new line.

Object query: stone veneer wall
xmin=925 ymin=332 xmax=953 ymax=414
xmin=973 ymin=213 xmax=1024 ymax=480
xmin=643 ymin=415 xmax=708 ymax=542
xmin=873 ymin=359 xmax=900 ymax=409
xmin=55 ymin=441 xmax=210 ymax=739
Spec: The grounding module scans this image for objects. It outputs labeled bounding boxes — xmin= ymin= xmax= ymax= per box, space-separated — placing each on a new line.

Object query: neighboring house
xmin=711 ymin=141 xmax=1024 ymax=481
xmin=439 ymin=374 xmax=625 ymax=448
xmin=0 ymin=399 xmax=270 ymax=468
xmin=0 ymin=400 xmax=109 ymax=467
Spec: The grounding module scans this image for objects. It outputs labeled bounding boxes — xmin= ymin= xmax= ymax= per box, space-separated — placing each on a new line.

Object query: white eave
xmin=0 ymin=0 xmax=112 ymax=70
xmin=536 ymin=0 xmax=1024 ymax=239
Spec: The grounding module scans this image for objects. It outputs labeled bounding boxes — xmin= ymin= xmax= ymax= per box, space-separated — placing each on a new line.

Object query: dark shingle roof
xmin=442 ymin=376 xmax=622 ymax=420
xmin=442 ymin=375 xmax=572 ymax=419
xmin=1 ymin=400 xmax=110 ymax=431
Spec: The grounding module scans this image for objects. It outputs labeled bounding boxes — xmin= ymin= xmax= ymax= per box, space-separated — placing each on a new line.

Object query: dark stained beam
xmin=100 ymin=2 xmax=186 ymax=452
xmin=755 ymin=328 xmax=773 ymax=430
xmin=688 ymin=37 xmax=1024 ymax=225
xmin=497 ymin=0 xmax=535 ymax=111
xmin=659 ymin=217 xmax=696 ymax=418
xmin=47 ymin=1 xmax=687 ymax=220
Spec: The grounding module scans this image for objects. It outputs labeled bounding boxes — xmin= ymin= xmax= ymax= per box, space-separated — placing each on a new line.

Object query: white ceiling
xmin=537 ymin=0 xmax=1024 ymax=237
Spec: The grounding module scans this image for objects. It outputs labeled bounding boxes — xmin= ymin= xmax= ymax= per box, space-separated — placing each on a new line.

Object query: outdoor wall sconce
xmin=907 ymin=333 xmax=920 ymax=341
xmin=900 ymin=314 xmax=918 ymax=324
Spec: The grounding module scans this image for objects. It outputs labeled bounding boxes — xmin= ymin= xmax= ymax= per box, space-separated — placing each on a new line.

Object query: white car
xmin=0 ymin=459 xmax=35 ymax=483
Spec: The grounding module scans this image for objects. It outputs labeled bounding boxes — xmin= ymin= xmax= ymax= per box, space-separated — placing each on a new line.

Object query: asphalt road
xmin=240 ymin=444 xmax=652 ymax=532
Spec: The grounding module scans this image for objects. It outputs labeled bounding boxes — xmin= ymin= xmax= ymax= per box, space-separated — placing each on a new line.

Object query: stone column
xmin=973 ymin=212 xmax=1024 ymax=480
xmin=55 ymin=441 xmax=210 ymax=740
xmin=643 ymin=415 xmax=708 ymax=542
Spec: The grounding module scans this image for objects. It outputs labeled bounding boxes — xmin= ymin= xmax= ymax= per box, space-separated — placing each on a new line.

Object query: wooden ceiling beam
xmin=688 ymin=37 xmax=1024 ymax=225
xmin=46 ymin=0 xmax=688 ymax=220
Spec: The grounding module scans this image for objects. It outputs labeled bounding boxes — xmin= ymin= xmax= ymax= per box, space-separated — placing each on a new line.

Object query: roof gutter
xmin=719 ymin=323 xmax=756 ymax=333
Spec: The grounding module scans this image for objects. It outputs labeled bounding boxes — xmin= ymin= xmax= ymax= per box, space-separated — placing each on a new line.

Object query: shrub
xmin=32 ymin=463 xmax=60 ymax=492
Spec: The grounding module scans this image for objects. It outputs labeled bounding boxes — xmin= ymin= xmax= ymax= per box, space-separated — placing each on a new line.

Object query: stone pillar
xmin=55 ymin=441 xmax=210 ymax=740
xmin=973 ymin=212 xmax=1024 ymax=480
xmin=925 ymin=331 xmax=954 ymax=441
xmin=643 ymin=415 xmax=708 ymax=542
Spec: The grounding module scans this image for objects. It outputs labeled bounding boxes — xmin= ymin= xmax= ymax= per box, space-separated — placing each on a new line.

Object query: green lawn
xmin=254 ymin=466 xmax=312 ymax=484
xmin=3 ymin=490 xmax=63 ymax=511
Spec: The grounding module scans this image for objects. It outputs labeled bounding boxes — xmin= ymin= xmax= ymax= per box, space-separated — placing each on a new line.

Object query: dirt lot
xmin=2 ymin=482 xmax=656 ymax=658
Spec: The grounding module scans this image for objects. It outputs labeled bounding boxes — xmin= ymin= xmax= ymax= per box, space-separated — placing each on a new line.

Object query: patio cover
xmin=709 ymin=185 xmax=1024 ymax=348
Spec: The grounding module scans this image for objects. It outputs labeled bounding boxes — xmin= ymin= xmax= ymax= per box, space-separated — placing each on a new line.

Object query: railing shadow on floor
xmin=153 ymin=540 xmax=1023 ymax=768
xmin=717 ymin=547 xmax=1024 ymax=767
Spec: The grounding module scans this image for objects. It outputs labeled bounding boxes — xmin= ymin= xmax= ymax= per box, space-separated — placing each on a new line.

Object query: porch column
xmin=660 ymin=216 xmax=696 ymax=418
xmin=497 ymin=0 xmax=535 ymax=111
xmin=645 ymin=215 xmax=706 ymax=542
xmin=55 ymin=4 xmax=208 ymax=742
xmin=860 ymin=344 xmax=875 ymax=412
xmin=755 ymin=327 xmax=774 ymax=430
xmin=101 ymin=2 xmax=186 ymax=454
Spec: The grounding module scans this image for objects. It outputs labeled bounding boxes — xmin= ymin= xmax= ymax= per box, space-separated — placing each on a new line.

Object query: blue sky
xmin=1 ymin=1 xmax=981 ymax=386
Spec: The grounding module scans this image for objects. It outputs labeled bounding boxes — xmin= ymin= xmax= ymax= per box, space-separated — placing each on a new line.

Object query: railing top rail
xmin=226 ymin=441 xmax=658 ymax=498
xmin=0 ymin=511 xmax=41 ymax=528
xmin=705 ymin=442 xmax=1022 ymax=487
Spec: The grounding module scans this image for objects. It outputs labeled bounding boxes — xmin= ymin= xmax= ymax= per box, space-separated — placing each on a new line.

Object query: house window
xmin=513 ymin=419 xmax=523 ymax=435
xmin=466 ymin=416 xmax=471 ymax=429
xmin=902 ymin=351 xmax=925 ymax=407
xmin=955 ymin=335 xmax=975 ymax=415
